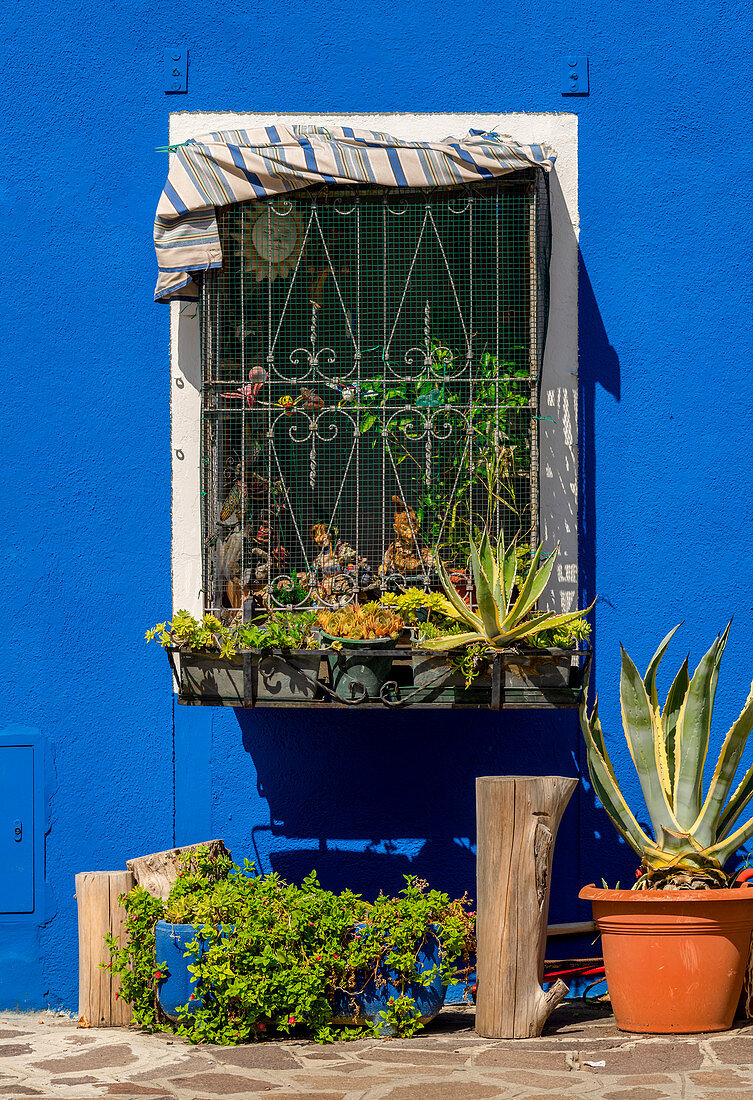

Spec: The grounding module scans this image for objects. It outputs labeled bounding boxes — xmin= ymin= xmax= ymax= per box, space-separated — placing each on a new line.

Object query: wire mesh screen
xmin=199 ymin=171 xmax=550 ymax=618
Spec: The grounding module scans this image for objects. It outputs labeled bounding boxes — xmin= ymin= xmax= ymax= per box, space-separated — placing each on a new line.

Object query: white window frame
xmin=169 ymin=111 xmax=579 ymax=624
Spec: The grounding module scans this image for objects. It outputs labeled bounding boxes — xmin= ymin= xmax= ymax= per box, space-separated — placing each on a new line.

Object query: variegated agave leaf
xmin=582 ymin=624 xmax=753 ymax=887
xmin=428 ymin=528 xmax=592 ymax=652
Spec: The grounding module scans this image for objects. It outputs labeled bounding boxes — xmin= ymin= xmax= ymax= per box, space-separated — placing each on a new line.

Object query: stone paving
xmin=1 ymin=1003 xmax=753 ymax=1099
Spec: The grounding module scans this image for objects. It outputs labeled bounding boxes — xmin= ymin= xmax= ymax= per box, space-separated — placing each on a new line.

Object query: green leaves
xmin=108 ymin=850 xmax=476 ymax=1046
xmin=694 ymin=679 xmax=753 ymax=847
xmin=672 ymin=627 xmax=730 ymax=829
xmin=579 ymin=692 xmax=655 ymax=857
xmin=146 ymin=610 xmax=319 ymax=655
xmin=662 ymin=655 xmax=689 ymax=800
xmin=581 ymin=624 xmax=753 ymax=886
xmin=618 ymin=645 xmax=678 ymax=836
xmin=469 ymin=534 xmax=504 ymax=639
xmin=427 ymin=527 xmax=593 ymax=652
xmin=104 ymin=887 xmax=168 ymax=1032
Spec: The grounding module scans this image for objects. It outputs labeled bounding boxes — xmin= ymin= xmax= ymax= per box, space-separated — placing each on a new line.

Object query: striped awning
xmin=153 ymin=124 xmax=556 ymax=304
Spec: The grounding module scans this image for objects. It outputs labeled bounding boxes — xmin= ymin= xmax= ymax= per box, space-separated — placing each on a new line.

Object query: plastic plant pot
xmin=580 ymin=884 xmax=753 ymax=1034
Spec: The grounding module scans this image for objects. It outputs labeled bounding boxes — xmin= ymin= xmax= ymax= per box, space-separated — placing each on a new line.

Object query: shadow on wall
xmin=578 ymin=247 xmax=620 ymax=623
xmin=233 ymin=704 xmax=629 ymax=923
xmin=576 ymin=247 xmax=631 ymax=895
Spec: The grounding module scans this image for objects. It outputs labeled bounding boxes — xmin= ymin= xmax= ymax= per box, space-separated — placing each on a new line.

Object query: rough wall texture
xmin=2 ymin=1 xmax=753 ymax=1010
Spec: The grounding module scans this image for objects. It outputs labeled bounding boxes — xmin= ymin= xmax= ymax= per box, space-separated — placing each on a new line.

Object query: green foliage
xmin=529 ymin=616 xmax=592 ymax=649
xmin=225 ymin=622 xmax=268 ymax=654
xmin=107 ymin=849 xmax=475 ymax=1045
xmin=581 ymin=624 xmax=753 ymax=889
xmin=376 ymin=994 xmax=423 ymax=1038
xmin=447 ymin=642 xmax=490 ymax=689
xmin=253 ymin=611 xmax=319 ymax=649
xmin=271 ymin=571 xmax=313 ymax=608
xmin=104 ymin=888 xmax=168 ymax=1031
xmin=358 ymin=343 xmax=459 ymax=441
xmin=380 ymin=588 xmax=455 ymax=625
xmin=356 ymin=346 xmax=530 ymax=563
xmin=475 ymin=354 xmax=530 ymax=445
xmin=146 ymin=611 xmax=319 ymax=657
xmin=415 ymin=619 xmax=468 ymax=642
xmin=145 ymin=610 xmax=225 ymax=652
xmin=424 ymin=527 xmax=594 ymax=653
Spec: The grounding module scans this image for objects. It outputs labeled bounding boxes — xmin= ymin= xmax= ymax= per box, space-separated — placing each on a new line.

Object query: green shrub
xmin=107 ymin=848 xmax=475 ymax=1044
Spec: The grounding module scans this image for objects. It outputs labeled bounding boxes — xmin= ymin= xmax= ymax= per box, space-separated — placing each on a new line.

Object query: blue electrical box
xmin=0 ymin=731 xmax=43 ymax=915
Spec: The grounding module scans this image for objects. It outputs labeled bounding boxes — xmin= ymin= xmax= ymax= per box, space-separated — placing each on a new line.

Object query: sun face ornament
xmin=277 ymin=394 xmax=305 ymax=416
xmin=241 ymin=202 xmax=305 ymax=283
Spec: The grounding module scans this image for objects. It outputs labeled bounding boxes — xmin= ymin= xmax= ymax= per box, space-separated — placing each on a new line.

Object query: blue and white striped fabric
xmin=154 ymin=125 xmax=556 ymax=304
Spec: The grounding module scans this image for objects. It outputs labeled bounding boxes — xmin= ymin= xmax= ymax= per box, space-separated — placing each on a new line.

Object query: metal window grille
xmin=199 ymin=171 xmax=550 ymax=618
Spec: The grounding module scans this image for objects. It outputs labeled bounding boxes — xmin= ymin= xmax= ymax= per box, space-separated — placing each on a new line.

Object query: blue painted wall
xmin=3 ymin=3 xmax=753 ymax=1009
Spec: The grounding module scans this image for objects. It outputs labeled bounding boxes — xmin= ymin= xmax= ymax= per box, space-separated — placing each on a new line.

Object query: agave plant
xmin=422 ymin=529 xmax=593 ymax=652
xmin=581 ymin=623 xmax=753 ymax=889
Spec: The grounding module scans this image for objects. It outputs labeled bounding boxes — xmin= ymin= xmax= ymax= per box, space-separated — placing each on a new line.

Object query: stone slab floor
xmin=1 ymin=1004 xmax=753 ymax=1099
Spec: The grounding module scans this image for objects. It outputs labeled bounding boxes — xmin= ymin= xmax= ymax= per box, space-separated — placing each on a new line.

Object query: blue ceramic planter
xmin=155 ymin=920 xmax=216 ymax=1021
xmin=332 ymin=927 xmax=446 ymax=1033
xmin=155 ymin=919 xmax=447 ymax=1033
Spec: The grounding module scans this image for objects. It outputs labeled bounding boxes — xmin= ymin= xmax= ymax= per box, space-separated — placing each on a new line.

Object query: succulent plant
xmin=581 ymin=623 xmax=753 ymax=889
xmin=380 ymin=587 xmax=454 ymax=624
xmin=317 ymin=603 xmax=403 ymax=641
xmin=422 ymin=529 xmax=593 ymax=652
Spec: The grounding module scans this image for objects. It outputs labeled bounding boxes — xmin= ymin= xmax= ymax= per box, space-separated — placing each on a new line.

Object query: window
xmin=168 ymin=113 xmax=578 ymax=626
xmin=198 ymin=172 xmax=551 ymax=617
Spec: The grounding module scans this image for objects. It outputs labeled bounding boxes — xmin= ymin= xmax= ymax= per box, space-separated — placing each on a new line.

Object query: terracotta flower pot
xmin=580 ymin=884 xmax=753 ymax=1034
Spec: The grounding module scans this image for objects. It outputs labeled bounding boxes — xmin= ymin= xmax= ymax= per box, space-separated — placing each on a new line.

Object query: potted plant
xmin=579 ymin=623 xmax=753 ymax=1033
xmin=147 ymin=610 xmax=322 ymax=705
xmin=107 ymin=847 xmax=475 ymax=1043
xmin=410 ymin=530 xmax=593 ymax=705
xmin=317 ymin=603 xmax=404 ymax=701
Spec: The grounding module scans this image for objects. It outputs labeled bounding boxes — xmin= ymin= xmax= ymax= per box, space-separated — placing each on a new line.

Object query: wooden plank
xmin=76 ymin=870 xmax=134 ymax=1027
xmin=126 ymin=839 xmax=231 ymax=900
xmin=475 ymin=775 xmax=578 ymax=1038
xmin=547 ymin=920 xmax=597 ymax=937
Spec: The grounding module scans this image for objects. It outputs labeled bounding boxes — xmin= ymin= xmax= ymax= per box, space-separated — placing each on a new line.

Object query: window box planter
xmin=410 ymin=647 xmax=590 ymax=708
xmin=172 ymin=648 xmax=321 ymax=707
xmin=168 ymin=645 xmax=590 ymax=709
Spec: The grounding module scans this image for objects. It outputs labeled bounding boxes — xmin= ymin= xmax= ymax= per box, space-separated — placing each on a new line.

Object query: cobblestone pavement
xmin=1 ymin=1004 xmax=753 ymax=1099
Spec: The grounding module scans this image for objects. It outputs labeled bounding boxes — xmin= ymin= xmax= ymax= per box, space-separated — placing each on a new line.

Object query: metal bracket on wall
xmin=164 ymin=48 xmax=188 ymax=94
xmin=562 ymin=55 xmax=589 ymax=96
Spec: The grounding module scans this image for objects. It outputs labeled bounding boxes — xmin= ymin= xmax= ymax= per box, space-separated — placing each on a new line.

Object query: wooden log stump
xmin=476 ymin=775 xmax=578 ymax=1038
xmin=126 ymin=839 xmax=230 ymax=900
xmin=76 ymin=870 xmax=135 ymax=1027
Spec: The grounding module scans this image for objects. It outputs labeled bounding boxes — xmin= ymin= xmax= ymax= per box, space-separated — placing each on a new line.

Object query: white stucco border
xmin=169 ymin=112 xmax=579 ymax=619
